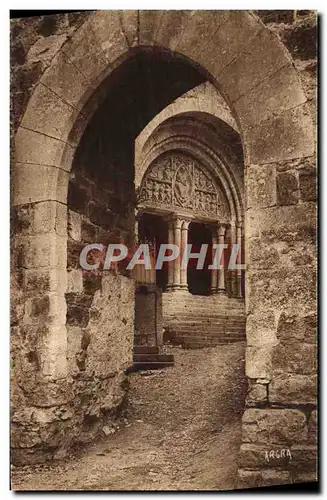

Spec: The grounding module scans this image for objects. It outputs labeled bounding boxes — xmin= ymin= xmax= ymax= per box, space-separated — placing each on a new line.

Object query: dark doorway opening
xmin=187 ymin=222 xmax=212 ymax=296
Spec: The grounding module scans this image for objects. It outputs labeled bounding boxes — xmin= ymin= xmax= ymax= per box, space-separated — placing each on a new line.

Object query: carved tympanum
xmin=140 ymin=152 xmax=230 ymax=220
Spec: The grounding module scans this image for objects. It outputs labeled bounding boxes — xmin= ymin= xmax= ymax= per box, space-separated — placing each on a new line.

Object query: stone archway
xmin=12 ymin=10 xmax=316 ymax=484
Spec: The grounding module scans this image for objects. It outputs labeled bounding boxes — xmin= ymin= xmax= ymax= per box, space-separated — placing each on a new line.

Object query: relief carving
xmin=140 ymin=153 xmax=230 ymax=220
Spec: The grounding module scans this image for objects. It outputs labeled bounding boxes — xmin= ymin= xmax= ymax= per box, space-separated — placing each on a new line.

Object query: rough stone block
xmin=246 ymin=164 xmax=277 ymax=209
xmin=174 ymin=11 xmax=260 ymax=78
xmin=290 ymin=445 xmax=317 ymax=470
xmin=15 ymin=127 xmax=69 ymax=169
xmin=245 ymin=202 xmax=316 ymax=242
xmin=61 ymin=17 xmax=108 ymax=85
xmin=65 ymin=292 xmax=93 ymax=328
xmin=239 ymin=443 xmax=292 ymax=468
xmin=219 ymin=27 xmax=292 ymax=104
xmin=118 ymin=10 xmax=138 ymax=47
xmin=269 ymin=373 xmax=317 ymax=405
xmin=293 ymin=470 xmax=318 ymax=483
xmin=242 ymin=408 xmax=307 ymax=445
xmin=277 ymin=311 xmax=317 ymax=344
xmin=13 ymin=164 xmax=68 ymax=205
xmin=246 ymin=380 xmax=268 ymax=406
xmin=22 ymin=268 xmax=67 ymax=295
xmin=246 ymin=345 xmax=273 ymax=379
xmin=68 ymin=210 xmax=81 ymax=241
xmin=20 ymin=82 xmax=78 ymax=142
xmin=244 ymin=103 xmax=315 ymax=165
xmin=237 ymin=469 xmax=262 ymax=489
xmin=67 ymin=269 xmax=83 ymax=293
xmin=247 ymin=266 xmax=316 ymax=316
xmin=277 ymin=171 xmax=299 ymax=205
xmin=41 ymin=50 xmax=89 ymax=109
xmin=261 ymin=469 xmax=292 ymax=486
xmin=235 ymin=64 xmax=307 ymax=128
xmin=15 ymin=233 xmax=67 ymax=270
xmin=308 ymin=410 xmax=317 ymax=444
xmin=89 ymin=11 xmax=128 ymax=67
xmin=40 ymin=324 xmax=68 ymax=379
xmin=272 ymin=342 xmax=316 ymax=375
xmin=299 ymin=164 xmax=317 ymax=202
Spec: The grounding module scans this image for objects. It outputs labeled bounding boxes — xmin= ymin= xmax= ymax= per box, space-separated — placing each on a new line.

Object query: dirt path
xmin=11 ymin=343 xmax=247 ymax=491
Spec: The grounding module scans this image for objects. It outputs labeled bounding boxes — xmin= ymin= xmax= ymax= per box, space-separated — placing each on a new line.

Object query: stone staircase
xmin=162 ymin=292 xmax=246 ymax=349
xmin=130 ymin=345 xmax=174 ymax=371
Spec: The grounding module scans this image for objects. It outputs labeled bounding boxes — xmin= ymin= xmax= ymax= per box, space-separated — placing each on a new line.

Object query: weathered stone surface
xmin=299 ymin=164 xmax=316 ymax=202
xmin=67 ymin=269 xmax=83 ymax=293
xmin=27 ymin=33 xmax=67 ymax=66
xmin=15 ymin=127 xmax=70 ymax=169
xmin=219 ymin=27 xmax=292 ymax=104
xmin=246 ymin=380 xmax=268 ymax=406
xmin=293 ymin=470 xmax=317 ymax=483
xmin=242 ymin=408 xmax=307 ymax=445
xmin=269 ymin=374 xmax=317 ymax=405
xmin=272 ymin=342 xmax=316 ymax=374
xmin=239 ymin=443 xmax=292 ymax=468
xmin=89 ymin=10 xmax=129 ymax=67
xmin=118 ymin=10 xmax=138 ymax=47
xmin=237 ymin=469 xmax=262 ymax=489
xmin=245 ymin=345 xmax=273 ymax=379
xmin=246 ymin=164 xmax=277 ymax=209
xmin=261 ymin=469 xmax=292 ymax=486
xmin=13 ymin=164 xmax=68 ymax=205
xmin=61 ymin=18 xmax=108 ymax=85
xmin=308 ymin=410 xmax=317 ymax=444
xmin=40 ymin=50 xmax=89 ymax=109
xmin=68 ymin=210 xmax=81 ymax=241
xmin=276 ymin=311 xmax=316 ymax=344
xmin=20 ymin=83 xmax=78 ymax=142
xmin=247 ymin=266 xmax=316 ymax=316
xmin=277 ymin=171 xmax=299 ymax=205
xmin=245 ymin=202 xmax=316 ymax=241
xmin=244 ymin=103 xmax=314 ymax=165
xmin=235 ymin=63 xmax=307 ymax=128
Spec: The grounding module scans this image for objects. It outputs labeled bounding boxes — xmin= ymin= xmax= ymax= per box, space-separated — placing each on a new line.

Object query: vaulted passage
xmin=11 ymin=10 xmax=317 ymax=490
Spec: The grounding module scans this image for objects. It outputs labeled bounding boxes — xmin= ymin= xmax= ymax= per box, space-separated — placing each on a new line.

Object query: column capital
xmin=217 ymin=223 xmax=227 ymax=237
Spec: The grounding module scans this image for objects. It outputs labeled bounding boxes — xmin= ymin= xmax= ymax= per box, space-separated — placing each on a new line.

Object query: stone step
xmin=132 ymin=360 xmax=174 ymax=371
xmin=133 ymin=353 xmax=174 ymax=363
xmin=164 ymin=316 xmax=245 ymax=328
xmin=133 ymin=346 xmax=159 ymax=355
xmin=165 ymin=329 xmax=245 ymax=338
xmin=181 ymin=339 xmax=244 ymax=349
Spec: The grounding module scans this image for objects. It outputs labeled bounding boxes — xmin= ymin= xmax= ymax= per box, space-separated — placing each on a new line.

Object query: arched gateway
xmin=11 ymin=11 xmax=316 ymax=487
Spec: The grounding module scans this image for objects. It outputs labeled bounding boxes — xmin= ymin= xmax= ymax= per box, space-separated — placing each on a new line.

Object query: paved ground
xmin=11 ymin=342 xmax=247 ymax=491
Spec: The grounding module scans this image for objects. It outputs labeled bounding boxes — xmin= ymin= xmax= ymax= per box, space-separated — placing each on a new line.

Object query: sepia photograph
xmin=9 ymin=8 xmax=318 ymax=491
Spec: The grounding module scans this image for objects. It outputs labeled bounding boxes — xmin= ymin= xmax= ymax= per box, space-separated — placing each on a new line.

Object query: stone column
xmin=173 ymin=218 xmax=182 ymax=290
xmin=180 ymin=219 xmax=190 ymax=290
xmin=166 ymin=219 xmax=174 ymax=291
xmin=217 ymin=224 xmax=226 ymax=295
xmin=236 ymin=221 xmax=243 ymax=298
xmin=210 ymin=228 xmax=218 ymax=294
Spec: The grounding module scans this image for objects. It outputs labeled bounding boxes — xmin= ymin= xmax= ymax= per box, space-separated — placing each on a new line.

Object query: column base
xmin=217 ymin=288 xmax=226 ymax=295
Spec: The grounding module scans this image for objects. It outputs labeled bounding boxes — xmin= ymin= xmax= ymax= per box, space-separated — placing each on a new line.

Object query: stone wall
xmin=11 ymin=10 xmax=317 ymax=485
xmin=238 ymin=11 xmax=317 ymax=486
xmin=10 ymin=11 xmax=137 ymax=463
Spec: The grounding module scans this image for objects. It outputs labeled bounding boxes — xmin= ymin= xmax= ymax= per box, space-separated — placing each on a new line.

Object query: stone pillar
xmin=236 ymin=221 xmax=243 ymax=299
xmin=210 ymin=229 xmax=218 ymax=294
xmin=180 ymin=219 xmax=190 ymax=290
xmin=173 ymin=217 xmax=182 ymax=290
xmin=225 ymin=225 xmax=233 ymax=297
xmin=166 ymin=219 xmax=174 ymax=291
xmin=217 ymin=224 xmax=226 ymax=295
